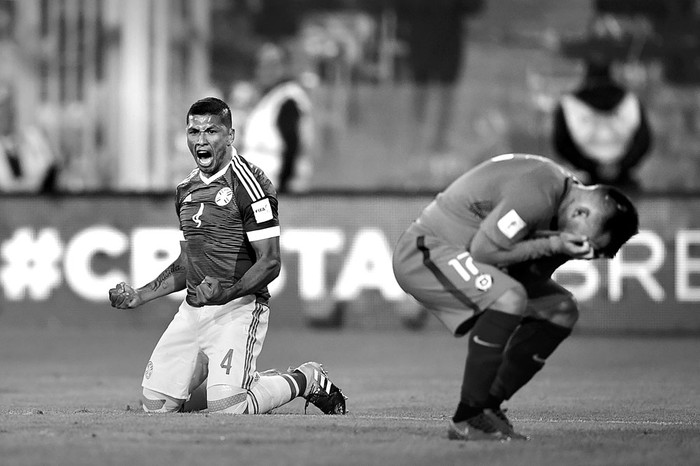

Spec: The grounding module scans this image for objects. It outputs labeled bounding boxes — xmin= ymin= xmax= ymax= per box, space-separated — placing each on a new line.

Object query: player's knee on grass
xmin=142 ymin=388 xmax=185 ymax=413
xmin=207 ymin=384 xmax=248 ymax=414
xmin=490 ymin=284 xmax=528 ymax=316
xmin=207 ymin=374 xmax=298 ymax=414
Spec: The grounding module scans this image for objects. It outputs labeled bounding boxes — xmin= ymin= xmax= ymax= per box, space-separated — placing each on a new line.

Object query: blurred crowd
xmin=1 ymin=0 xmax=699 ymax=194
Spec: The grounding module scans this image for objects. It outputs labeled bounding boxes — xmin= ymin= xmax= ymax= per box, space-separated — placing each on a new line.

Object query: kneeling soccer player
xmin=108 ymin=97 xmax=345 ymax=415
xmin=392 ymin=153 xmax=638 ymax=440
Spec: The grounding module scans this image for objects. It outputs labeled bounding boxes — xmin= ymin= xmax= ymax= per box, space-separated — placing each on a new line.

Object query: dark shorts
xmin=392 ymin=222 xmax=573 ymax=336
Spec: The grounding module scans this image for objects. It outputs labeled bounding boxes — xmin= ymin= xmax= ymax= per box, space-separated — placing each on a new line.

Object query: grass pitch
xmin=1 ymin=324 xmax=698 ymax=466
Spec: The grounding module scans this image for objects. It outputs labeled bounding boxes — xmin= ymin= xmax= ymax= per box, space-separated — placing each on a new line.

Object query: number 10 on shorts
xmin=448 ymin=252 xmax=479 ymax=282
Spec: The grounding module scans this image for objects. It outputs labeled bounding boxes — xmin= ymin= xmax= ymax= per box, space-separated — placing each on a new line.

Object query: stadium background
xmin=1 ymin=3 xmax=699 ymax=465
xmin=1 ymin=0 xmax=700 ymax=332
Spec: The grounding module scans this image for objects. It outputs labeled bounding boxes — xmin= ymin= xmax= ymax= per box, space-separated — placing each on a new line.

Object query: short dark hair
xmin=186 ymin=97 xmax=232 ymax=129
xmin=598 ymin=186 xmax=639 ymax=257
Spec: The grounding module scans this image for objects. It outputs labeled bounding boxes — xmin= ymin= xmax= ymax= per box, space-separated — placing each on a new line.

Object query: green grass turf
xmin=0 ymin=325 xmax=698 ymax=466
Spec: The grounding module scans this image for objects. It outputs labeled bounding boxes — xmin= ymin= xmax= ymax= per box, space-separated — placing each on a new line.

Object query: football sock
xmin=207 ymin=370 xmax=305 ymax=414
xmin=452 ymin=401 xmax=483 ymax=423
xmin=489 ymin=317 xmax=571 ymax=403
xmin=207 ymin=384 xmax=250 ymax=414
xmin=289 ymin=370 xmax=308 ymax=397
xmin=246 ymin=372 xmax=299 ymax=414
xmin=459 ymin=310 xmax=522 ymax=409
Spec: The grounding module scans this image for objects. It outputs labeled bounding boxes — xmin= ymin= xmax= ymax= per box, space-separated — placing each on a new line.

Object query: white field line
xmin=518 ymin=418 xmax=696 ymax=427
xmin=352 ymin=415 xmax=698 ymax=427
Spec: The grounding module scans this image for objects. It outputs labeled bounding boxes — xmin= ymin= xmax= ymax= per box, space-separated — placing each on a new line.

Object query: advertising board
xmin=1 ymin=195 xmax=698 ymax=333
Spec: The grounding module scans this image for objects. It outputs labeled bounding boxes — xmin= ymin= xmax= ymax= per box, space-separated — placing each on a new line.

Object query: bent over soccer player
xmin=392 ymin=153 xmax=638 ymax=440
xmin=108 ymin=97 xmax=345 ymax=415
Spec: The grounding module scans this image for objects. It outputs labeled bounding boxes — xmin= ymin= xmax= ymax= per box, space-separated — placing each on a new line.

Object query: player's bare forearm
xmin=471 ymin=236 xmax=560 ymax=267
xmin=220 ymin=256 xmax=280 ymax=302
xmin=133 ymin=244 xmax=188 ymax=305
xmin=136 ymin=260 xmax=187 ymax=303
xmin=223 ymin=236 xmax=280 ymax=300
xmin=194 ymin=237 xmax=280 ymax=306
xmin=471 ymin=229 xmax=592 ymax=267
xmin=108 ymin=247 xmax=188 ymax=310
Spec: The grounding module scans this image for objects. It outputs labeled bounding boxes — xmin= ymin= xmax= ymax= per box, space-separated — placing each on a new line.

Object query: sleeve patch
xmin=252 ymin=198 xmax=273 ymax=223
xmin=497 ymin=209 xmax=526 ymax=239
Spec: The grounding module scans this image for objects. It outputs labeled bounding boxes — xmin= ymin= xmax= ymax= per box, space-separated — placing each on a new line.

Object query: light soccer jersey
xmin=175 ymin=153 xmax=280 ymax=305
xmin=421 ymin=154 xmax=578 ymax=251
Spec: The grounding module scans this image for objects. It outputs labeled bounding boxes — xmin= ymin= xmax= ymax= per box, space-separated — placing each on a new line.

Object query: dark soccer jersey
xmin=420 ymin=153 xmax=577 ymax=250
xmin=175 ymin=153 xmax=280 ymax=305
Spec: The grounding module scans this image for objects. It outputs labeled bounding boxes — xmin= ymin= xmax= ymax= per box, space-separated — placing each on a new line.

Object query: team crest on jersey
xmin=144 ymin=361 xmax=153 ymax=379
xmin=475 ymin=274 xmax=493 ymax=291
xmin=215 ymin=187 xmax=233 ymax=206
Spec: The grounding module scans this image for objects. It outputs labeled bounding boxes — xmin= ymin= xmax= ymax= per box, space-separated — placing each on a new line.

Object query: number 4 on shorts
xmin=220 ymin=348 xmax=234 ymax=375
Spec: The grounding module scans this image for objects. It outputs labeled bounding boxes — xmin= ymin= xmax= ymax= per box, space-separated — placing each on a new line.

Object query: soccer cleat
xmin=484 ymin=407 xmax=529 ymax=440
xmin=291 ymin=362 xmax=347 ymax=415
xmin=447 ymin=412 xmax=509 ymax=441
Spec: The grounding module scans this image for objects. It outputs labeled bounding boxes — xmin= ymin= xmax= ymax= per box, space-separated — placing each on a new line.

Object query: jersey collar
xmin=198 ymin=148 xmax=237 ymax=185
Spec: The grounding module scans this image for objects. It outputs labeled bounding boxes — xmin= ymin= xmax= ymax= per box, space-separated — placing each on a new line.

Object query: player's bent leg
xmin=452 ymin=284 xmax=527 ymax=438
xmin=207 ymin=384 xmax=249 ymax=414
xmin=141 ymin=388 xmax=185 ymax=413
xmin=207 ymin=369 xmax=306 ymax=414
xmin=141 ymin=301 xmax=202 ymax=413
xmin=458 ymin=284 xmax=527 ymax=406
xmin=529 ymin=295 xmax=579 ymax=329
xmin=485 ymin=297 xmax=576 ymax=438
xmin=487 ymin=315 xmax=572 ymax=410
xmin=246 ymin=370 xmax=305 ymax=414
xmin=491 ymin=296 xmax=577 ymax=399
xmin=488 ymin=285 xmax=528 ymax=316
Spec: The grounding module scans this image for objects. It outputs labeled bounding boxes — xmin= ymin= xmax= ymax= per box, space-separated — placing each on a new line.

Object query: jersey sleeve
xmin=174 ymin=186 xmax=182 ymax=220
xmin=242 ymin=195 xmax=280 ymax=242
xmin=173 ymin=185 xmax=187 ymax=242
xmin=175 ymin=168 xmax=198 ymax=231
xmin=479 ymin=180 xmax=555 ymax=249
xmin=231 ymin=155 xmax=281 ymax=242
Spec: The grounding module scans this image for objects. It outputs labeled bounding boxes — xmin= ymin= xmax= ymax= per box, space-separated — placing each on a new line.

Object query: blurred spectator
xmin=395 ymin=0 xmax=484 ymax=153
xmin=552 ymin=57 xmax=652 ymax=191
xmin=250 ymin=0 xmax=302 ymax=42
xmin=239 ymin=43 xmax=316 ymax=193
xmin=0 ymin=87 xmax=59 ymax=193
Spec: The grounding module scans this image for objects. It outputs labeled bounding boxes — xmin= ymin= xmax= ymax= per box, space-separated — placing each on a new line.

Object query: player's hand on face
xmin=598 ymin=163 xmax=621 ymax=182
xmin=558 ymin=232 xmax=594 ymax=259
xmin=194 ymin=276 xmax=224 ymax=305
xmin=108 ymin=282 xmax=142 ymax=309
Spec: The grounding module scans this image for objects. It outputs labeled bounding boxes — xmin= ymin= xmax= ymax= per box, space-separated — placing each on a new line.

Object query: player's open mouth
xmin=197 ymin=150 xmax=213 ymax=168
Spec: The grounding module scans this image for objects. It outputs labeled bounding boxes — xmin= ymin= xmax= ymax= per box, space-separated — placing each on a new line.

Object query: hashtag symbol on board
xmin=0 ymin=228 xmax=63 ymax=300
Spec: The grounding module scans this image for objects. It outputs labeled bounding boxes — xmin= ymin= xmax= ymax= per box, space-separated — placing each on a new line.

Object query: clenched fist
xmin=194 ymin=276 xmax=225 ymax=305
xmin=108 ymin=282 xmax=142 ymax=309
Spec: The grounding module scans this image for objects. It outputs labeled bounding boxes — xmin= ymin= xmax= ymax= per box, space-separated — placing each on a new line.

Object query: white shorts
xmin=142 ymin=295 xmax=269 ymax=400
